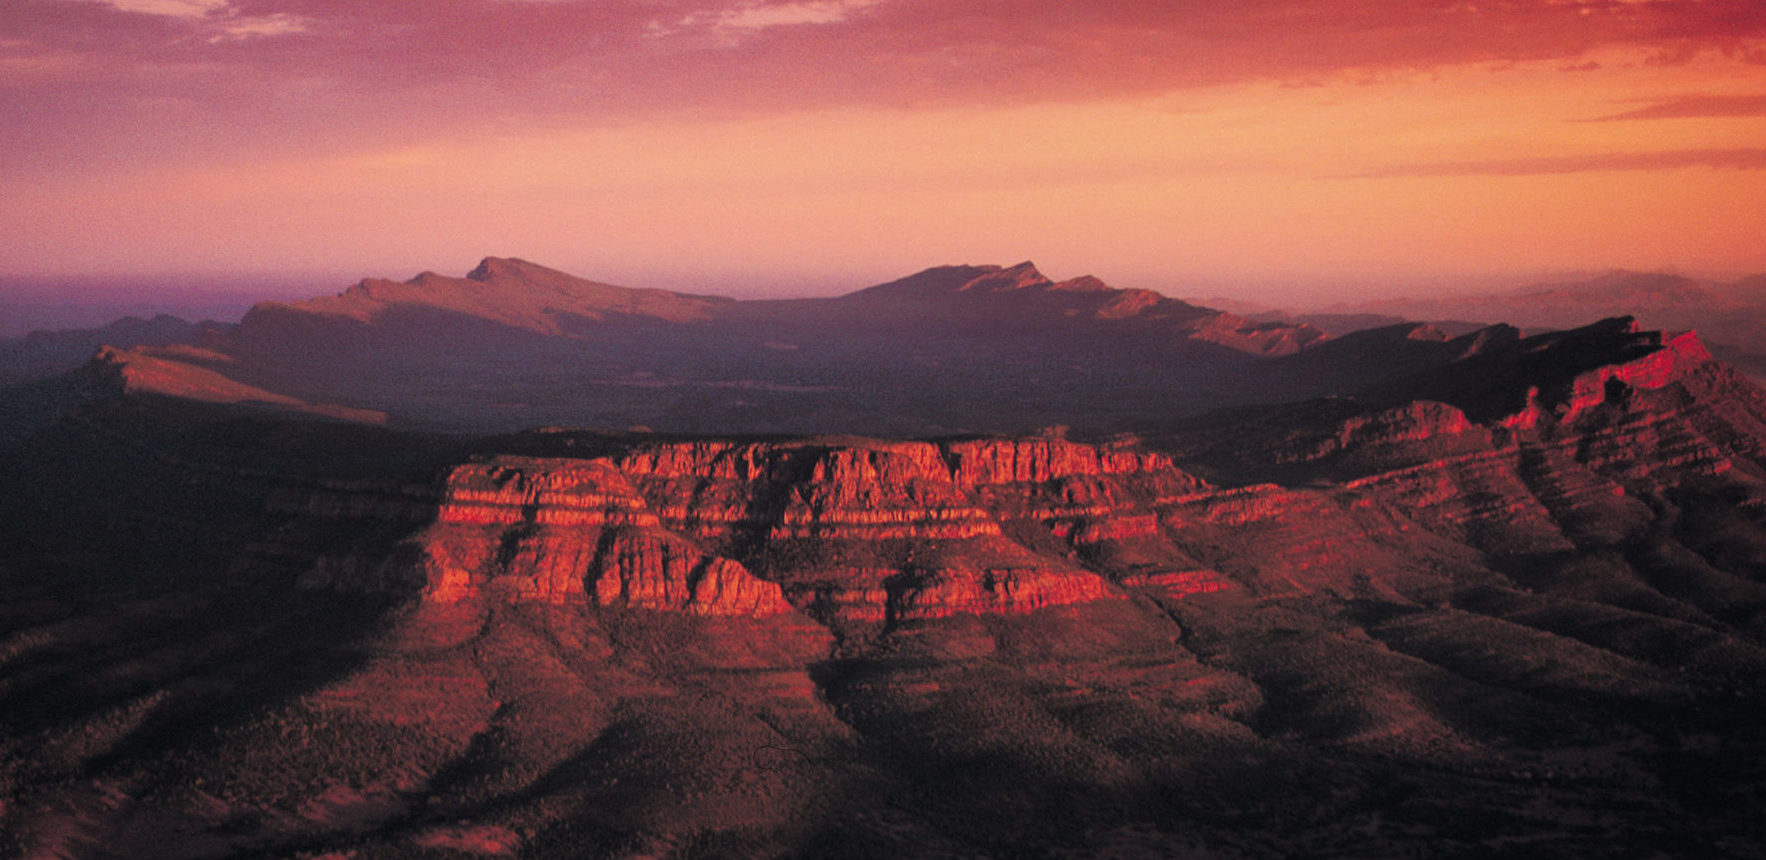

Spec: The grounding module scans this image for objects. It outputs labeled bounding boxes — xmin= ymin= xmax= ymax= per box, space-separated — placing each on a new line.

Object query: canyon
xmin=2 ymin=262 xmax=1765 ymax=857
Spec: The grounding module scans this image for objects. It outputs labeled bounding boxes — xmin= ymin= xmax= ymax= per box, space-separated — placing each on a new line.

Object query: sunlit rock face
xmin=285 ymin=437 xmax=1213 ymax=624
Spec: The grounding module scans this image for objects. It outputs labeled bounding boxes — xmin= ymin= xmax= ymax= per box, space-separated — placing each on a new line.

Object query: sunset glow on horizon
xmin=5 ymin=0 xmax=1766 ymax=304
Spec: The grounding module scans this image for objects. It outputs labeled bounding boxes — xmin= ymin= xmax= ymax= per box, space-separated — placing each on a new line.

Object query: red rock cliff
xmin=280 ymin=437 xmax=1226 ymax=625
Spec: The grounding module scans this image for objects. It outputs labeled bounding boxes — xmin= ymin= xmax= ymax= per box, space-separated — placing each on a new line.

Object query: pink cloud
xmin=14 ymin=1 xmax=1766 ymax=104
xmin=1351 ymin=147 xmax=1766 ymax=177
xmin=5 ymin=1 xmax=1765 ymax=175
xmin=1586 ymin=93 xmax=1766 ymax=119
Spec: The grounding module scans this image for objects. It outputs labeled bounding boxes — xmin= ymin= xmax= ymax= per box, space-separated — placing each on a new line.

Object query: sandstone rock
xmin=591 ymin=527 xmax=790 ymax=616
xmin=269 ymin=437 xmax=1224 ymax=621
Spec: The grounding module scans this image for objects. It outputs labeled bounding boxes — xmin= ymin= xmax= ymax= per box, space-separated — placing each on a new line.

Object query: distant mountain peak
xmin=832 ymin=260 xmax=1325 ymax=355
xmin=844 ymin=264 xmax=1006 ymax=299
xmin=247 ymin=258 xmax=726 ymax=333
xmin=1049 ymin=275 xmax=1111 ymax=293
xmin=951 ymin=263 xmax=1111 ymax=295
xmin=849 ymin=261 xmax=1106 ymax=299
xmin=404 ymin=271 xmax=451 ymax=288
xmin=958 ymin=261 xmax=1051 ymax=292
xmin=1585 ymin=270 xmax=1698 ymax=288
xmin=466 ymin=256 xmax=558 ymax=284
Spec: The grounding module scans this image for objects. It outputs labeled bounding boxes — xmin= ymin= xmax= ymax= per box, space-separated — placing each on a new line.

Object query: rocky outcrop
xmin=438 ymin=457 xmax=656 ymax=528
xmin=269 ymin=437 xmax=1240 ymax=624
xmin=272 ymin=337 xmax=1765 ymax=615
xmin=890 ymin=563 xmax=1115 ymax=620
xmin=1224 ymin=400 xmax=1493 ymax=476
xmin=1502 ymin=327 xmax=1713 ymax=428
xmin=942 ymin=437 xmax=1177 ymax=487
xmin=1143 ymin=318 xmax=1766 ymax=604
xmin=401 ymin=457 xmax=790 ymax=614
xmin=771 ymin=444 xmax=999 ymax=540
xmin=1317 ymin=401 xmax=1475 ymax=457
xmin=1196 ymin=322 xmax=1761 ymax=563
xmin=1341 ymin=446 xmax=1578 ymax=556
xmin=589 ymin=528 xmax=790 ymax=616
xmin=1121 ymin=568 xmax=1231 ymax=598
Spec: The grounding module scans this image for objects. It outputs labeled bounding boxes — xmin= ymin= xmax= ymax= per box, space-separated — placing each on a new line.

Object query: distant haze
xmin=0 ymin=273 xmax=344 ymax=336
xmin=5 ymin=262 xmax=1764 ymax=340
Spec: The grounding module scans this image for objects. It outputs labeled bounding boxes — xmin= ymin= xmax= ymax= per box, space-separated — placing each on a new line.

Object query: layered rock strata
xmin=1214 ymin=324 xmax=1766 ymax=563
xmin=277 ymin=437 xmax=1234 ymax=625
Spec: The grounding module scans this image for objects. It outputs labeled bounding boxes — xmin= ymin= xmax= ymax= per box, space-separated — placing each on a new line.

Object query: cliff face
xmin=374 ymin=456 xmax=791 ymax=615
xmin=1500 ymin=324 xmax=1715 ymax=428
xmin=1153 ymin=323 xmax=1766 ymax=598
xmin=276 ymin=437 xmax=1216 ymax=627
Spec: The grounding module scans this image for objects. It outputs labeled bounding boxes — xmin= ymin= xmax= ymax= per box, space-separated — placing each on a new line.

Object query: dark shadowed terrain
xmin=1246 ymin=270 xmax=1766 ymax=381
xmin=4 ymin=261 xmax=1766 ymax=858
xmin=61 ymin=258 xmax=1327 ymax=436
xmin=0 ymin=315 xmax=220 ymax=387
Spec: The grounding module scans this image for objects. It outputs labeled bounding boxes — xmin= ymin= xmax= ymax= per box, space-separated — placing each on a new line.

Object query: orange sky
xmin=4 ymin=0 xmax=1765 ymax=304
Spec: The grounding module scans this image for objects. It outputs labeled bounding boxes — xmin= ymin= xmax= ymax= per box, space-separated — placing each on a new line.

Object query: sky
xmin=4 ymin=0 xmax=1766 ymax=307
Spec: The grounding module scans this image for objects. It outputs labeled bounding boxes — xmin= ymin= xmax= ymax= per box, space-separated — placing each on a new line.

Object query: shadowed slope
xmin=0 ymin=315 xmax=216 ymax=386
xmin=74 ymin=258 xmax=1332 ymax=435
xmin=841 ymin=261 xmax=1326 ymax=355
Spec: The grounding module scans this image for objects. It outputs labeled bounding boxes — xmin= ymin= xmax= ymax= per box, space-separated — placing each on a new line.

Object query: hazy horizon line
xmin=4 ymin=258 xmax=1765 ymax=340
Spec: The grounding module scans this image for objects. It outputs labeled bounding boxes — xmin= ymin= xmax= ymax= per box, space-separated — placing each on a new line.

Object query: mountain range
xmin=1236 ymin=269 xmax=1766 ymax=379
xmin=3 ymin=259 xmax=1765 ymax=857
xmin=59 ymin=258 xmax=1327 ymax=435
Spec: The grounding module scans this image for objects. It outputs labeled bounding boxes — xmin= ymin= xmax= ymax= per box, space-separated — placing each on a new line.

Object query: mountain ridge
xmin=67 ymin=257 xmax=1333 ymax=434
xmin=248 ymin=256 xmax=732 ymax=333
xmin=1249 ymin=268 xmax=1766 ymax=379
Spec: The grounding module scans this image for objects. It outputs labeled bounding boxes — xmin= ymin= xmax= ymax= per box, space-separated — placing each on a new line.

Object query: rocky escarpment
xmin=327 ymin=456 xmax=793 ymax=615
xmin=1499 ymin=325 xmax=1714 ymax=429
xmin=1176 ymin=320 xmax=1766 ymax=572
xmin=263 ymin=412 xmax=1635 ymax=630
xmin=1368 ymin=316 xmax=1708 ymax=423
xmin=278 ymin=436 xmax=1240 ymax=629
